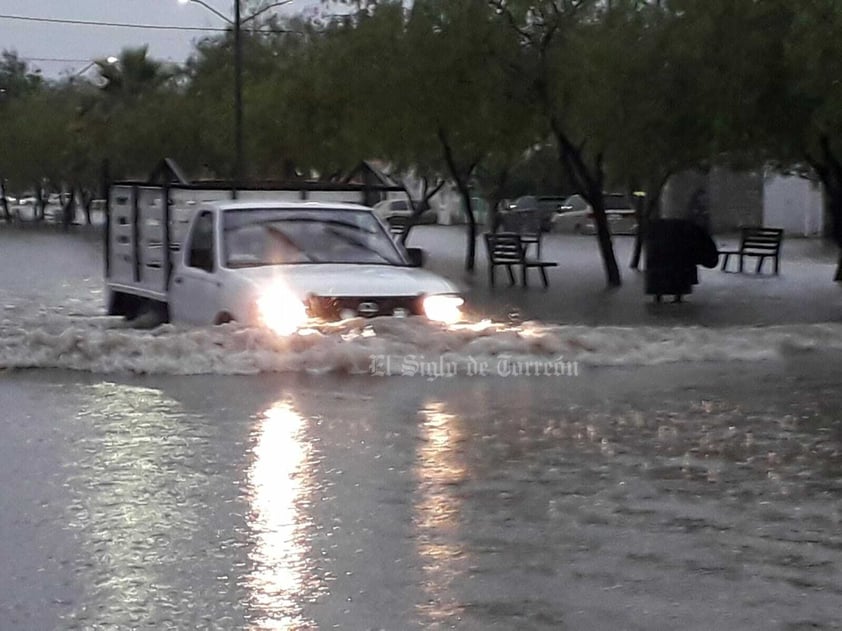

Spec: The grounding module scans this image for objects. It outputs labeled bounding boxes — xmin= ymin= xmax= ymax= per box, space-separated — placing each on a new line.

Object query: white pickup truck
xmin=105 ymin=184 xmax=463 ymax=333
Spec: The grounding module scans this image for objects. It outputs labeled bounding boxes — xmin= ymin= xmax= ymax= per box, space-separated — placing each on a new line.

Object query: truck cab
xmin=105 ymin=185 xmax=463 ymax=330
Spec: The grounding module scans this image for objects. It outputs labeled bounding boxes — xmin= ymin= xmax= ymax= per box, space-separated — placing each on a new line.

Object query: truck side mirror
xmin=406 ymin=247 xmax=425 ymax=268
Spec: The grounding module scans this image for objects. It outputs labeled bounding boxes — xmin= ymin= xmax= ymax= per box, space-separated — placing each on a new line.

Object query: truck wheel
xmin=130 ymin=300 xmax=169 ymax=329
xmin=108 ymin=291 xmax=143 ymax=320
xmin=127 ymin=298 xmax=170 ymax=329
xmin=215 ymin=312 xmax=235 ymax=325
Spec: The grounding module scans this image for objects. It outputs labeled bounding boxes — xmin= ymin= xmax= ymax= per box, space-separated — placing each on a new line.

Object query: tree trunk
xmin=0 ymin=179 xmax=11 ymax=222
xmin=438 ymin=128 xmax=479 ymax=272
xmin=399 ymin=177 xmax=444 ymax=246
xmin=630 ymin=194 xmax=645 ymax=270
xmin=551 ymin=121 xmax=621 ymax=286
xmin=34 ymin=184 xmax=46 ymax=222
xmin=81 ymin=189 xmax=94 ymax=225
xmin=486 ymin=167 xmax=510 ymax=233
xmin=829 ymin=187 xmax=842 ymax=281
xmin=589 ymin=194 xmax=621 ymax=286
xmin=61 ymin=187 xmax=77 ymax=231
xmin=630 ymin=174 xmax=670 ymax=271
xmin=808 ymin=135 xmax=842 ymax=282
xmin=457 ymin=183 xmax=477 ymax=272
xmin=630 ymin=193 xmax=662 ymax=270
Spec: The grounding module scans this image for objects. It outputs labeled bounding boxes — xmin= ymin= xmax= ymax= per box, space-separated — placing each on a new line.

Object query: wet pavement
xmin=407 ymin=226 xmax=842 ymax=327
xmin=1 ymin=225 xmax=841 ymax=630
xmin=2 ymin=358 xmax=842 ymax=630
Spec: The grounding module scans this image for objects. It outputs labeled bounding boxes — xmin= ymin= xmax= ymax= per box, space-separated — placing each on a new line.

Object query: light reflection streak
xmin=414 ymin=402 xmax=468 ymax=624
xmin=64 ymin=383 xmax=207 ymax=628
xmin=245 ymin=400 xmax=317 ymax=630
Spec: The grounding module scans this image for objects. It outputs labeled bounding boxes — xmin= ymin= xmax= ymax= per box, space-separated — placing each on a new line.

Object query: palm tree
xmin=96 ymin=46 xmax=175 ymax=102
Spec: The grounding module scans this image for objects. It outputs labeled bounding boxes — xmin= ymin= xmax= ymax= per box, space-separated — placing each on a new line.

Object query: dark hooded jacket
xmin=645 ymin=219 xmax=718 ymax=296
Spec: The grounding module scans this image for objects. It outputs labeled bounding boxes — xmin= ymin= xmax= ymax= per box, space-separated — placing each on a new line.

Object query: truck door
xmin=169 ymin=210 xmax=220 ymax=324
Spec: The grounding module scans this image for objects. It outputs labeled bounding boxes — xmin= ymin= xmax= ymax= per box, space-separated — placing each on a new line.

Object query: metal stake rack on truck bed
xmin=105 ymin=178 xmax=403 ymax=316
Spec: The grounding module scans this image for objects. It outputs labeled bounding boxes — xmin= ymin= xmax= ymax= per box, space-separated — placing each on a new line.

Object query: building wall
xmin=708 ymin=167 xmax=764 ymax=233
xmin=661 ymin=170 xmax=708 ymax=221
xmin=662 ymin=168 xmax=763 ymax=233
xmin=763 ymin=173 xmax=824 ymax=236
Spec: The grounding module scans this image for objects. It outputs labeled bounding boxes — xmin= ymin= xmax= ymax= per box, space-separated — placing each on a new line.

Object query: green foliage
xmin=96 ymin=46 xmax=176 ymax=102
xmin=0 ymin=51 xmax=43 ymax=100
xmin=778 ymin=0 xmax=842 ymax=161
xmin=2 ymin=1 xmax=842 ymax=261
xmin=0 ymin=88 xmax=75 ymax=192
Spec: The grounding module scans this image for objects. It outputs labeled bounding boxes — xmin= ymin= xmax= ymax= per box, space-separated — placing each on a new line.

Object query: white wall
xmin=434 ymin=186 xmax=464 ymax=225
xmin=763 ymin=174 xmax=824 ymax=236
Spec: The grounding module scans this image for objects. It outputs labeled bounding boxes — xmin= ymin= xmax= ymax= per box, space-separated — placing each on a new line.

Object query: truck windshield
xmin=222 ymin=208 xmax=406 ymax=267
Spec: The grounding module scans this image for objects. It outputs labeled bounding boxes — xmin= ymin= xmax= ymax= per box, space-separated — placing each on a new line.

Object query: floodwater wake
xmin=2 ymin=306 xmax=840 ymax=375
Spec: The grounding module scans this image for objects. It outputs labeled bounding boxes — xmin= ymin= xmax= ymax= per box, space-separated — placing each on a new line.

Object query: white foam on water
xmin=1 ymin=304 xmax=841 ymax=375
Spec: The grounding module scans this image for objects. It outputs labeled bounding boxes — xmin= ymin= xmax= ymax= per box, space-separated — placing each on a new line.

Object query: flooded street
xmin=2 ymin=359 xmax=841 ymax=630
xmin=1 ymin=229 xmax=841 ymax=629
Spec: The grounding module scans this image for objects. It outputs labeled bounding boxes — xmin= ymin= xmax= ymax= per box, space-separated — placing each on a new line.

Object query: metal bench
xmin=719 ymin=226 xmax=784 ymax=274
xmin=386 ymin=215 xmax=413 ymax=241
xmin=499 ymin=209 xmax=543 ymax=258
xmin=484 ymin=232 xmax=557 ymax=288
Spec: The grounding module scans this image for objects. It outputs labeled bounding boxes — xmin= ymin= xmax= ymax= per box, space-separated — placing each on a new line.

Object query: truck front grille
xmin=307 ymin=295 xmax=423 ymax=319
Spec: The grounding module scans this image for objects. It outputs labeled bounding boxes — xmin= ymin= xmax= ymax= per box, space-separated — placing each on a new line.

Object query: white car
xmin=501 ymin=195 xmax=566 ymax=232
xmin=371 ymin=198 xmax=437 ymax=224
xmin=551 ymin=193 xmax=638 ymax=235
xmin=166 ymin=201 xmax=464 ymax=334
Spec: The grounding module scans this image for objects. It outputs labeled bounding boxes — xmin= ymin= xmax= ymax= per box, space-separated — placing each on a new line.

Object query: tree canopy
xmin=2 ymin=0 xmax=842 ymax=280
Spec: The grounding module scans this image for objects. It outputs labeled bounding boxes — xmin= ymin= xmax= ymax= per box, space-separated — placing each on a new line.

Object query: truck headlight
xmin=256 ymin=287 xmax=307 ymax=335
xmin=423 ymin=294 xmax=464 ymax=324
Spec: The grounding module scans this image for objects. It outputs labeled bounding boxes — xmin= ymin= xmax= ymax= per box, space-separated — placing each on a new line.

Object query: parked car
xmin=499 ymin=195 xmax=566 ymax=232
xmin=372 ymin=198 xmax=437 ymax=224
xmin=551 ymin=193 xmax=638 ymax=235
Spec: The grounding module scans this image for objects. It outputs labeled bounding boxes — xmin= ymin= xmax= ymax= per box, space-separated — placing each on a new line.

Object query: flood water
xmin=1 ymin=229 xmax=841 ymax=630
xmin=2 ymin=357 xmax=841 ymax=631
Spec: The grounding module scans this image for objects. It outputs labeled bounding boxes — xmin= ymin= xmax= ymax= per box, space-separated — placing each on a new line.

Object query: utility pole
xmin=233 ymin=0 xmax=243 ymax=198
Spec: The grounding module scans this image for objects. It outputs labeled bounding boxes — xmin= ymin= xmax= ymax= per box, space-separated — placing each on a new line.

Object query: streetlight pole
xmin=178 ymin=0 xmax=291 ymax=198
xmin=233 ymin=0 xmax=243 ymax=197
xmin=73 ymin=56 xmax=119 ymax=78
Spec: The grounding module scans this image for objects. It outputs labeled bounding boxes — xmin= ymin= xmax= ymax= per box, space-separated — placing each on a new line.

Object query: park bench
xmin=484 ymin=232 xmax=558 ymax=288
xmin=386 ymin=215 xmax=413 ymax=241
xmin=499 ymin=209 xmax=543 ymax=258
xmin=718 ymin=226 xmax=784 ymax=274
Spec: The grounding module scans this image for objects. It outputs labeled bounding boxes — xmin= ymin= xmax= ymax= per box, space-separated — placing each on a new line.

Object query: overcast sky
xmin=0 ymin=0 xmax=320 ymax=77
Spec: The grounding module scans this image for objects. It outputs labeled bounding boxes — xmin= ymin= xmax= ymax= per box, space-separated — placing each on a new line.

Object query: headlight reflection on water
xmin=245 ymin=400 xmax=318 ymax=629
xmin=414 ymin=402 xmax=468 ymax=624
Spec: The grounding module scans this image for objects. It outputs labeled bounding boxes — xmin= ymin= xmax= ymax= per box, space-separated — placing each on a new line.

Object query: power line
xmin=21 ymin=57 xmax=94 ymax=64
xmin=0 ymin=13 xmax=302 ymax=35
xmin=0 ymin=13 xmax=228 ymax=32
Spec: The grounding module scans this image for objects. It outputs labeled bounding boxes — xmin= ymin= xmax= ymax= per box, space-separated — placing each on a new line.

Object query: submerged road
xmin=0 ymin=226 xmax=840 ymax=630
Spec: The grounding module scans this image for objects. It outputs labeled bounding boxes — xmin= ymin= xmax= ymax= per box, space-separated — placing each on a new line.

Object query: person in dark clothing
xmin=687 ymin=187 xmax=711 ymax=233
xmin=645 ymin=218 xmax=718 ymax=303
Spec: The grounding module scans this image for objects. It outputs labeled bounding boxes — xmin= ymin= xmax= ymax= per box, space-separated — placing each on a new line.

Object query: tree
xmin=492 ymin=0 xmax=627 ymax=286
xmin=597 ymin=1 xmax=716 ymax=269
xmin=773 ymin=0 xmax=842 ymax=280
xmin=0 ymin=88 xmax=76 ymax=217
xmin=0 ymin=51 xmax=45 ymax=220
xmin=96 ymin=46 xmax=175 ymax=103
xmin=82 ymin=47 xmax=197 ymax=181
xmin=0 ymin=51 xmax=42 ymax=100
xmin=295 ymin=1 xmax=517 ymax=270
